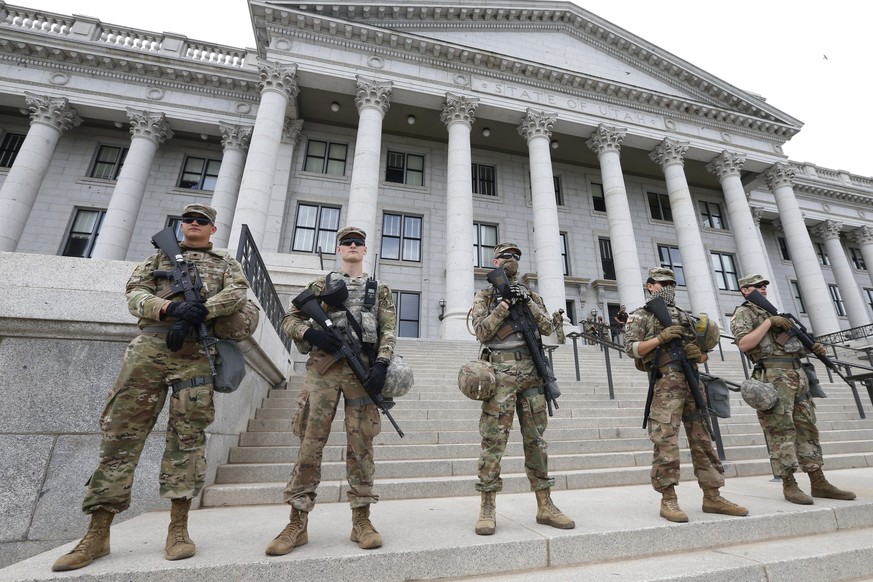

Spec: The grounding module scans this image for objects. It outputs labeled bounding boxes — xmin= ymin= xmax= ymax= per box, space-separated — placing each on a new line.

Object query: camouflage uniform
xmin=730 ymin=302 xmax=822 ymax=477
xmin=624 ymin=304 xmax=725 ymax=493
xmin=82 ymin=243 xmax=249 ymax=514
xmin=282 ymin=272 xmax=396 ymax=511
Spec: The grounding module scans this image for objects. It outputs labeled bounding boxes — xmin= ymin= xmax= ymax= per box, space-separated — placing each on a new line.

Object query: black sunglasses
xmin=496 ymin=252 xmax=520 ymax=260
xmin=181 ymin=217 xmax=211 ymax=226
xmin=750 ymin=283 xmax=768 ymax=289
xmin=339 ymin=238 xmax=366 ymax=247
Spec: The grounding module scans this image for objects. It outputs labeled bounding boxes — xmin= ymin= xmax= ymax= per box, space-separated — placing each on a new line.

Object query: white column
xmin=210 ymin=122 xmax=252 ymax=249
xmin=649 ymin=138 xmax=720 ymax=321
xmin=585 ymin=124 xmax=645 ymax=308
xmin=763 ymin=163 xmax=839 ymax=334
xmin=349 ymin=76 xmax=392 ymax=275
xmin=750 ymin=206 xmax=784 ymax=311
xmin=811 ymin=220 xmax=872 ymax=328
xmin=516 ymin=108 xmax=565 ymax=315
xmin=91 ymin=109 xmax=173 ymax=260
xmin=439 ymin=92 xmax=478 ymax=340
xmin=262 ymin=118 xmax=303 ymax=253
xmin=229 ymin=60 xmax=298 ymax=251
xmin=848 ymin=226 xmax=873 ymax=290
xmin=0 ymin=93 xmax=81 ymax=251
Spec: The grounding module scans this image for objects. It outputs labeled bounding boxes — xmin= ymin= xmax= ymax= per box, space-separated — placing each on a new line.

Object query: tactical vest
xmin=324 ymin=273 xmax=380 ymax=348
xmin=736 ymin=302 xmax=803 ymax=362
xmin=639 ymin=304 xmax=696 ymax=367
xmin=483 ymin=288 xmax=532 ymax=352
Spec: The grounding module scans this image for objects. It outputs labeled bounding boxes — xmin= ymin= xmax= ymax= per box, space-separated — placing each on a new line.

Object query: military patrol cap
xmin=738 ymin=274 xmax=770 ymax=288
xmin=182 ymin=203 xmax=217 ymax=224
xmin=494 ymin=242 xmax=522 ymax=258
xmin=740 ymin=378 xmax=778 ymax=411
xmin=647 ymin=267 xmax=676 ymax=284
xmin=336 ymin=226 xmax=367 ymax=243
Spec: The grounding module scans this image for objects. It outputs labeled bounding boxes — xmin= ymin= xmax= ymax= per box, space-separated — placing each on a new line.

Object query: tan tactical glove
xmin=811 ymin=342 xmax=828 ymax=357
xmin=767 ymin=315 xmax=790 ymax=330
xmin=656 ymin=325 xmax=684 ymax=345
xmin=684 ymin=343 xmax=703 ymax=363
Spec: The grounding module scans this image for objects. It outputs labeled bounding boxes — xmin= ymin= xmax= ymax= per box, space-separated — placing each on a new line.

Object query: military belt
xmin=658 ymin=363 xmax=684 ymax=374
xmin=758 ymin=357 xmax=801 ymax=370
xmin=170 ymin=375 xmax=212 ymax=394
xmin=141 ymin=325 xmax=171 ymax=335
xmin=489 ymin=350 xmax=531 ymax=363
xmin=520 ymin=386 xmax=545 ymax=398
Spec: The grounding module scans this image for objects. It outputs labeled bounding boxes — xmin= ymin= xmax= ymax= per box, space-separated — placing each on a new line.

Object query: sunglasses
xmin=749 ymin=283 xmax=768 ymax=289
xmin=339 ymin=238 xmax=366 ymax=247
xmin=181 ymin=217 xmax=211 ymax=226
xmin=496 ymin=252 xmax=520 ymax=260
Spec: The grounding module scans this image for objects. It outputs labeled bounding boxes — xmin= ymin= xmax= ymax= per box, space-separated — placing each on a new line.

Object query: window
xmin=565 ymin=300 xmax=576 ymax=325
xmin=178 ymin=156 xmax=221 ymax=190
xmin=392 ymin=291 xmax=420 ymax=338
xmin=381 ymin=213 xmax=422 ymax=262
xmin=165 ymin=216 xmax=186 ymax=242
xmin=829 ymin=284 xmax=846 ymax=316
xmin=553 ymin=176 xmax=563 ymax=206
xmin=471 ymin=163 xmax=496 ymax=196
xmin=89 ymin=145 xmax=128 ymax=180
xmin=291 ymin=203 xmax=340 ymax=253
xmin=386 ymin=151 xmax=424 ymax=186
xmin=0 ymin=132 xmax=25 ymax=167
xmin=815 ymin=242 xmax=829 ymax=266
xmin=711 ymin=252 xmax=739 ymax=291
xmin=473 ymin=223 xmax=497 ymax=268
xmin=303 ymin=140 xmax=348 ymax=176
xmin=777 ymin=236 xmax=791 ymax=261
xmin=61 ymin=208 xmax=105 ymax=258
xmin=657 ymin=245 xmax=686 ymax=286
xmin=599 ymin=238 xmax=615 ymax=280
xmin=560 ymin=232 xmax=569 ymax=276
xmin=648 ymin=191 xmax=672 ymax=222
xmin=591 ymin=182 xmax=606 ymax=212
xmin=850 ymin=247 xmax=866 ymax=270
xmin=700 ymin=201 xmax=726 ymax=230
xmin=790 ymin=280 xmax=806 ymax=313
xmin=865 ymin=288 xmax=873 ymax=314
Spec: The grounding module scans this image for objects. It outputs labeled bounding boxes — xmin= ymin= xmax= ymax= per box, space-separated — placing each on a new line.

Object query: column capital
xmin=810 ymin=219 xmax=843 ymax=241
xmin=516 ymin=107 xmax=557 ymax=142
xmin=282 ymin=118 xmax=304 ymax=145
xmin=649 ymin=137 xmax=688 ymax=170
xmin=440 ymin=92 xmax=479 ymax=128
xmin=585 ymin=124 xmax=625 ymax=155
xmin=219 ymin=122 xmax=253 ymax=152
xmin=749 ymin=206 xmax=764 ymax=228
xmin=848 ymin=225 xmax=873 ymax=245
xmin=257 ymin=60 xmax=299 ymax=99
xmin=354 ymin=76 xmax=393 ymax=115
xmin=763 ymin=162 xmax=796 ymax=191
xmin=125 ymin=108 xmax=174 ymax=145
xmin=706 ymin=150 xmax=746 ymax=181
xmin=23 ymin=92 xmax=81 ymax=132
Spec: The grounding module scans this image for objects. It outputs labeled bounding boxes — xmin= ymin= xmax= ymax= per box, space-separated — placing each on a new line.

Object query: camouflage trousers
xmin=476 ymin=359 xmax=554 ymax=493
xmin=755 ymin=366 xmax=822 ymax=477
xmin=82 ymin=334 xmax=215 ymax=514
xmin=283 ymin=352 xmax=382 ymax=512
xmin=647 ymin=370 xmax=724 ymax=492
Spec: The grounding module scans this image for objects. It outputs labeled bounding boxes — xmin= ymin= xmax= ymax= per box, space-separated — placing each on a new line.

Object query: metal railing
xmin=816 ymin=323 xmax=873 ymax=345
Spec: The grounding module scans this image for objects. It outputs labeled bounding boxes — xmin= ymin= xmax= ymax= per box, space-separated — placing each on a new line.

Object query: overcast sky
xmin=22 ymin=0 xmax=873 ymax=177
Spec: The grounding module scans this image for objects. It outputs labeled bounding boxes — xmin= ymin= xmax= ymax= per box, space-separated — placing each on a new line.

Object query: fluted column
xmin=210 ymin=122 xmax=252 ymax=249
xmin=586 ymin=124 xmax=645 ymax=308
xmin=229 ymin=60 xmax=298 ymax=251
xmin=750 ymin=206 xmax=783 ymax=311
xmin=0 ymin=93 xmax=81 ymax=251
xmin=439 ymin=92 xmax=479 ymax=340
xmin=349 ymin=76 xmax=392 ymax=275
xmin=649 ymin=138 xmax=720 ymax=321
xmin=517 ymin=108 xmax=565 ymax=315
xmin=91 ymin=109 xmax=173 ymax=260
xmin=848 ymin=226 xmax=873 ymax=290
xmin=764 ymin=163 xmax=838 ymax=334
xmin=811 ymin=220 xmax=871 ymax=328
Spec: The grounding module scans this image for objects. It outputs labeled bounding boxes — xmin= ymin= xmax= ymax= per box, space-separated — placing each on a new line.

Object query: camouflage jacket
xmin=624 ymin=303 xmax=696 ymax=365
xmin=471 ymin=284 xmax=552 ymax=350
xmin=126 ymin=243 xmax=249 ymax=328
xmin=730 ymin=301 xmax=808 ymax=362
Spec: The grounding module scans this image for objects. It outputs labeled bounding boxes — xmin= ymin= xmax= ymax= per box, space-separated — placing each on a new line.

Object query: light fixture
xmin=482 ymin=127 xmax=491 ymax=137
xmin=550 ymin=140 xmax=559 ymax=150
xmin=438 ymin=298 xmax=447 ymax=320
xmin=114 ymin=121 xmax=124 ymax=129
xmin=407 ymin=114 xmax=416 ymax=125
xmin=590 ymin=308 xmax=598 ymax=320
xmin=200 ymin=133 xmax=209 ymax=141
xmin=330 ymin=102 xmax=340 ymax=112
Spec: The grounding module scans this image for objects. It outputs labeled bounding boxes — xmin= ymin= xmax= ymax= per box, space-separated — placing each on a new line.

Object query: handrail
xmin=816 ymin=323 xmax=873 ymax=345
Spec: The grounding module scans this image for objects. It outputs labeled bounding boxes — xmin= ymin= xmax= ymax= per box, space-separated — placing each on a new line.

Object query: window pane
xmin=404 ymin=216 xmax=421 ymax=239
xmin=293 ymin=230 xmax=314 ymax=252
xmin=383 ymin=214 xmax=401 ymax=236
xmin=297 ymin=205 xmax=318 ymax=228
xmin=382 ymin=238 xmax=401 ymax=260
xmin=406 ymin=154 xmax=424 ymax=171
xmin=402 ymin=238 xmax=420 ymax=261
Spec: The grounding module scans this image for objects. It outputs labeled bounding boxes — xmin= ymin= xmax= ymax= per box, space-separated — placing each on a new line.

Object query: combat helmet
xmin=382 ymin=355 xmax=414 ymax=398
xmin=458 ymin=360 xmax=497 ymax=401
xmin=694 ymin=313 xmax=720 ymax=352
xmin=740 ymin=378 xmax=778 ymax=411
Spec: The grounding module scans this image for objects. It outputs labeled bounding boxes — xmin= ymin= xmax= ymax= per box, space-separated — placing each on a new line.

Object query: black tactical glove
xmin=508 ymin=283 xmax=530 ymax=303
xmin=304 ymin=328 xmax=342 ymax=353
xmin=656 ymin=325 xmax=684 ymax=345
xmin=166 ymin=320 xmax=192 ymax=352
xmin=364 ymin=358 xmax=389 ymax=396
xmin=167 ymin=300 xmax=209 ymax=325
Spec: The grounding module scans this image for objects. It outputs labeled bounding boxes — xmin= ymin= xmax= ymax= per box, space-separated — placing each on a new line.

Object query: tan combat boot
xmin=809 ymin=469 xmax=856 ymax=500
xmin=702 ymin=488 xmax=749 ymax=516
xmin=51 ymin=509 xmax=114 ymax=571
xmin=165 ymin=498 xmax=196 ymax=561
xmin=475 ymin=491 xmax=496 ymax=535
xmin=782 ymin=473 xmax=814 ymax=505
xmin=659 ymin=486 xmax=689 ymax=523
xmin=534 ymin=489 xmax=575 ymax=529
xmin=265 ymin=508 xmax=309 ymax=556
xmin=350 ymin=505 xmax=382 ymax=549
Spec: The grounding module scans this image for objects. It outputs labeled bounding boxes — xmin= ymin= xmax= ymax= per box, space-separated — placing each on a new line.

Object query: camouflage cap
xmin=337 ymin=226 xmax=367 ymax=243
xmin=738 ymin=274 xmax=770 ymax=288
xmin=647 ymin=267 xmax=676 ymax=283
xmin=494 ymin=242 xmax=522 ymax=258
xmin=182 ymin=203 xmax=217 ymax=223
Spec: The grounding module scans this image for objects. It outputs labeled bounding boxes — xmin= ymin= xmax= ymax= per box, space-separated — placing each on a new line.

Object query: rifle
xmin=151 ymin=227 xmax=216 ymax=377
xmin=485 ymin=267 xmax=560 ymax=416
xmin=644 ymin=296 xmax=712 ymax=434
xmin=292 ymin=288 xmax=404 ymax=437
xmin=745 ymin=289 xmax=851 ymax=386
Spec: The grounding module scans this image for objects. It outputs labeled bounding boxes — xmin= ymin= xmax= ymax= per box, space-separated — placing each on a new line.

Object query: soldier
xmin=730 ymin=273 xmax=855 ymax=504
xmin=470 ymin=242 xmax=574 ymax=535
xmin=52 ymin=204 xmax=250 ymax=571
xmin=266 ymin=226 xmax=396 ymax=555
xmin=624 ymin=267 xmax=748 ymax=522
